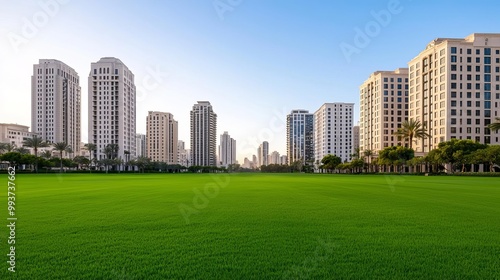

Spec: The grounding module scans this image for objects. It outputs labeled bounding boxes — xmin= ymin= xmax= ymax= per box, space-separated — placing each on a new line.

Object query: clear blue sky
xmin=1 ymin=0 xmax=499 ymax=162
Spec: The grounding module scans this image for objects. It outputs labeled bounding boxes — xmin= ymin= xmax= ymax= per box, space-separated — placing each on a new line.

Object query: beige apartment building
xmin=359 ymin=68 xmax=409 ymax=153
xmin=0 ymin=123 xmax=35 ymax=148
xmin=190 ymin=101 xmax=217 ymax=166
xmin=88 ymin=57 xmax=136 ymax=161
xmin=32 ymin=59 xmax=81 ymax=152
xmin=409 ymin=33 xmax=500 ymax=152
xmin=146 ymin=111 xmax=178 ymax=164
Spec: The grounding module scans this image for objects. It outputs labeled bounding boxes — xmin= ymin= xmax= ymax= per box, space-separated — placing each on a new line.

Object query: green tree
xmin=53 ymin=142 xmax=70 ymax=172
xmin=22 ymin=135 xmax=49 ymax=172
xmin=393 ymin=119 xmax=430 ymax=149
xmin=321 ymin=154 xmax=342 ymax=173
xmin=363 ymin=149 xmax=374 ymax=172
xmin=40 ymin=150 xmax=52 ymax=159
xmin=434 ymin=139 xmax=486 ymax=173
xmin=84 ymin=143 xmax=97 ymax=171
xmin=379 ymin=146 xmax=414 ymax=173
xmin=471 ymin=145 xmax=500 ymax=172
xmin=15 ymin=147 xmax=30 ymax=154
xmin=74 ymin=156 xmax=91 ymax=170
xmin=1 ymin=152 xmax=23 ymax=168
xmin=487 ymin=117 xmax=500 ymax=132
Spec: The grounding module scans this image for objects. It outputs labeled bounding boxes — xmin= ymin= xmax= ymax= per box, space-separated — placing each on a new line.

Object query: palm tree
xmin=124 ymin=150 xmax=130 ymax=171
xmin=0 ymin=143 xmax=8 ymax=154
xmin=22 ymin=135 xmax=49 ymax=172
xmin=3 ymin=143 xmax=16 ymax=153
xmin=103 ymin=144 xmax=119 ymax=171
xmin=393 ymin=119 xmax=430 ymax=149
xmin=15 ymin=147 xmax=30 ymax=154
xmin=84 ymin=143 xmax=97 ymax=169
xmin=487 ymin=117 xmax=500 ymax=132
xmin=53 ymin=142 xmax=70 ymax=172
xmin=40 ymin=150 xmax=52 ymax=159
xmin=363 ymin=149 xmax=373 ymax=172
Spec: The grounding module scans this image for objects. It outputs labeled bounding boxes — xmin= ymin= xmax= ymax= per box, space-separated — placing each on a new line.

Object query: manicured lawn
xmin=1 ymin=173 xmax=499 ymax=279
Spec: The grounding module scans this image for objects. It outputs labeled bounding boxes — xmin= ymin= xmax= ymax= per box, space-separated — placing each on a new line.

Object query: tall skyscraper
xmin=258 ymin=141 xmax=269 ymax=166
xmin=146 ymin=111 xmax=178 ymax=163
xmin=32 ymin=59 xmax=81 ymax=152
xmin=190 ymin=101 xmax=217 ymax=166
xmin=219 ymin=131 xmax=236 ymax=167
xmin=135 ymin=133 xmax=146 ymax=157
xmin=287 ymin=110 xmax=314 ymax=164
xmin=88 ymin=57 xmax=136 ymax=161
xmin=409 ymin=33 xmax=500 ymax=152
xmin=359 ymin=68 xmax=409 ymax=153
xmin=314 ymin=103 xmax=354 ymax=163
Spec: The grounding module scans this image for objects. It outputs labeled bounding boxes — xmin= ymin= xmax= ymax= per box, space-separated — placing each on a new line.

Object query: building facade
xmin=268 ymin=151 xmax=280 ymax=165
xmin=219 ymin=131 xmax=236 ymax=167
xmin=352 ymin=125 xmax=360 ymax=155
xmin=258 ymin=141 xmax=269 ymax=167
xmin=359 ymin=68 xmax=409 ymax=154
xmin=32 ymin=59 xmax=81 ymax=152
xmin=177 ymin=140 xmax=190 ymax=167
xmin=0 ymin=123 xmax=35 ymax=149
xmin=146 ymin=111 xmax=178 ymax=163
xmin=287 ymin=110 xmax=314 ymax=164
xmin=409 ymin=33 xmax=500 ymax=152
xmin=314 ymin=103 xmax=354 ymax=163
xmin=88 ymin=57 xmax=136 ymax=161
xmin=190 ymin=101 xmax=217 ymax=166
xmin=135 ymin=133 xmax=146 ymax=157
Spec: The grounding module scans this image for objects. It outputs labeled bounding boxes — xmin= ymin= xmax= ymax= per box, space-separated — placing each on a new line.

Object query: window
xmin=485 ymin=57 xmax=491 ymax=64
xmin=451 ymin=109 xmax=456 ymax=116
xmin=485 ymin=66 xmax=491 ymax=73
xmin=451 ymin=118 xmax=456 ymax=124
xmin=451 ymin=55 xmax=457 ymax=62
xmin=451 ymin=100 xmax=457 ymax=107
xmin=467 ymin=49 xmax=472 ymax=54
xmin=451 ymin=92 xmax=457 ymax=98
xmin=476 ymin=49 xmax=480 ymax=55
xmin=451 ymin=127 xmax=456 ymax=133
xmin=451 ymin=65 xmax=457 ymax=71
xmin=485 ymin=48 xmax=491 ymax=55
xmin=451 ymin=47 xmax=457 ymax=54
xmin=476 ymin=57 xmax=481 ymax=63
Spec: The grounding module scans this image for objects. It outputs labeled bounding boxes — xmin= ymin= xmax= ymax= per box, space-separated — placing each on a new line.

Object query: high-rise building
xmin=258 ymin=141 xmax=269 ymax=166
xmin=314 ymin=103 xmax=354 ymax=163
xmin=359 ymin=68 xmax=409 ymax=153
xmin=242 ymin=157 xmax=252 ymax=169
xmin=287 ymin=110 xmax=314 ymax=164
xmin=269 ymin=151 xmax=280 ymax=164
xmin=88 ymin=57 xmax=136 ymax=161
xmin=190 ymin=101 xmax=217 ymax=166
xmin=352 ymin=125 xmax=360 ymax=155
xmin=409 ymin=33 xmax=500 ymax=152
xmin=135 ymin=133 xmax=146 ymax=157
xmin=32 ymin=59 xmax=81 ymax=152
xmin=252 ymin=154 xmax=258 ymax=168
xmin=177 ymin=140 xmax=190 ymax=167
xmin=218 ymin=131 xmax=236 ymax=167
xmin=146 ymin=111 xmax=178 ymax=163
xmin=280 ymin=155 xmax=288 ymax=165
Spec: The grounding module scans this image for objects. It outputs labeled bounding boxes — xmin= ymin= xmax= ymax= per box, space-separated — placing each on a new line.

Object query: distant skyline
xmin=1 ymin=0 xmax=499 ymax=162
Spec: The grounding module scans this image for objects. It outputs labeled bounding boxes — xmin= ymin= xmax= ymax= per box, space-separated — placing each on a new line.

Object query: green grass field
xmin=1 ymin=173 xmax=499 ymax=279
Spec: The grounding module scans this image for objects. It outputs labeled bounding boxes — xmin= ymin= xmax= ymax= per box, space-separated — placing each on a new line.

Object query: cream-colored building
xmin=409 ymin=33 xmax=500 ymax=152
xmin=31 ymin=59 xmax=81 ymax=152
xmin=146 ymin=111 xmax=178 ymax=164
xmin=359 ymin=68 xmax=409 ymax=153
xmin=268 ymin=151 xmax=280 ymax=165
xmin=0 ymin=123 xmax=35 ymax=148
xmin=314 ymin=103 xmax=354 ymax=163
xmin=177 ymin=140 xmax=190 ymax=167
xmin=88 ymin=57 xmax=136 ymax=160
